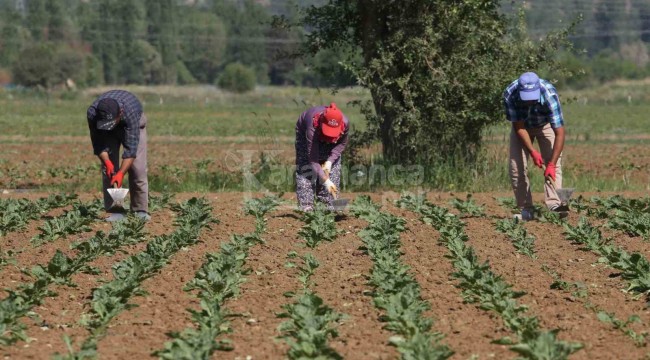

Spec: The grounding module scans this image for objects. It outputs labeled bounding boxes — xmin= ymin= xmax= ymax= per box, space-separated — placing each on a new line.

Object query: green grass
xmin=0 ymin=86 xmax=368 ymax=139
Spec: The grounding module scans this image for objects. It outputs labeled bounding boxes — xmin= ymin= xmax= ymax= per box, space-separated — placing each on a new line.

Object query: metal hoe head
xmin=107 ymin=187 xmax=129 ymax=210
xmin=556 ymin=188 xmax=575 ymax=203
xmin=332 ymin=198 xmax=349 ymax=212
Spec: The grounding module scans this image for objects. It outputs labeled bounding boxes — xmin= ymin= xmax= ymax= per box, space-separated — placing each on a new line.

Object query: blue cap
xmin=518 ymin=72 xmax=540 ymax=101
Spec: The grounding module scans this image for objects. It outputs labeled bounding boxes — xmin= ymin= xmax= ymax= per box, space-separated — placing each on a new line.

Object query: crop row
xmin=0 ymin=193 xmax=77 ymax=236
xmin=31 ymin=199 xmax=103 ymax=247
xmin=572 ymin=195 xmax=650 ymax=240
xmin=349 ymin=195 xmax=454 ymax=359
xmin=495 ymin=219 xmax=537 ymax=258
xmin=55 ymin=197 xmax=215 ymax=359
xmin=155 ymin=195 xmax=280 ymax=359
xmin=0 ymin=216 xmax=147 ymax=345
xmin=397 ymin=192 xmax=583 ymax=359
xmin=278 ymin=204 xmax=344 ymax=359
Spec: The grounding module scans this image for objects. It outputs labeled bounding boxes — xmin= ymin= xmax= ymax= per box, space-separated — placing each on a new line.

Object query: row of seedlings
xmin=573 ymin=195 xmax=650 ymax=241
xmin=541 ymin=265 xmax=648 ymax=347
xmin=396 ymin=192 xmax=583 ymax=359
xmin=498 ymin=196 xmax=650 ymax=347
xmin=54 ymin=197 xmax=215 ymax=359
xmin=348 ymin=196 xmax=454 ymax=359
xmin=0 ymin=193 xmax=77 ymax=237
xmin=30 ymin=199 xmax=103 ymax=247
xmin=0 ymin=216 xmax=147 ymax=345
xmin=502 ymin=197 xmax=650 ymax=348
xmin=154 ymin=195 xmax=280 ymax=359
xmin=277 ymin=203 xmax=344 ymax=359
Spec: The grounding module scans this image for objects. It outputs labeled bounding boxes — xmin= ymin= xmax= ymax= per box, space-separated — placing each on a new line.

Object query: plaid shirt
xmin=87 ymin=90 xmax=143 ymax=158
xmin=503 ymin=79 xmax=564 ymax=129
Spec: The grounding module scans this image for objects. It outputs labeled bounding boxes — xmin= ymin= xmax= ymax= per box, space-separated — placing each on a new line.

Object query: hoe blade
xmin=556 ymin=188 xmax=575 ymax=204
xmin=332 ymin=198 xmax=349 ymax=212
xmin=107 ymin=188 xmax=129 ymax=210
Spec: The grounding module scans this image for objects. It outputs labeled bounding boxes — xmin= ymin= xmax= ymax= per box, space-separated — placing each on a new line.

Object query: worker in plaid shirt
xmin=503 ymin=72 xmax=568 ymax=221
xmin=87 ymin=90 xmax=150 ymax=221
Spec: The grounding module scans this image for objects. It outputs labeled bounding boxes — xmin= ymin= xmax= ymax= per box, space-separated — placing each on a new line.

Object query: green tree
xmin=179 ymin=10 xmax=227 ymax=83
xmin=303 ymin=1 xmax=573 ymax=166
xmin=218 ymin=62 xmax=256 ymax=93
xmin=145 ymin=0 xmax=178 ymax=83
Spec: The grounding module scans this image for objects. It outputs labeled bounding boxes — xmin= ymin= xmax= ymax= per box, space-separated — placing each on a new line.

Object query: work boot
xmin=513 ymin=207 xmax=535 ymax=221
xmin=105 ymin=213 xmax=126 ymax=222
xmin=550 ymin=203 xmax=569 ymax=219
xmin=134 ymin=211 xmax=151 ymax=221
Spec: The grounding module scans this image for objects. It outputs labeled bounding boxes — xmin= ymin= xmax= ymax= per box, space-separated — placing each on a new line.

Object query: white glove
xmin=323 ymin=178 xmax=338 ymax=197
xmin=322 ymin=161 xmax=332 ymax=177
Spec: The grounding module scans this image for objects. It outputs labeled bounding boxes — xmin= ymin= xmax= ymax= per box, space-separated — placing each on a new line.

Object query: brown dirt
xmin=1 ymin=192 xmax=650 ymax=359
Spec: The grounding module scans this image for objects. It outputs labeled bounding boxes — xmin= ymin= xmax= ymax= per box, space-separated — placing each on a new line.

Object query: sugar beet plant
xmin=31 ymin=199 xmax=103 ymax=247
xmin=0 ymin=193 xmax=77 ymax=236
xmin=495 ymin=219 xmax=537 ymax=259
xmin=450 ymin=194 xmax=485 ymax=218
xmin=0 ymin=216 xmax=146 ymax=346
xmin=298 ymin=204 xmax=339 ymax=248
xmin=154 ymin=195 xmax=279 ymax=359
xmin=397 ymin=192 xmax=583 ymax=359
xmin=349 ymin=195 xmax=454 ymax=360
xmin=55 ymin=197 xmax=216 ymax=359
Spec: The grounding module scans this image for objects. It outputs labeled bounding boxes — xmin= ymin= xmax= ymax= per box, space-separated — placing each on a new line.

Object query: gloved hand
xmin=103 ymin=159 xmax=115 ymax=177
xmin=322 ymin=161 xmax=332 ymax=177
xmin=323 ymin=178 xmax=338 ymax=197
xmin=530 ymin=150 xmax=544 ymax=168
xmin=110 ymin=171 xmax=124 ymax=188
xmin=544 ymin=162 xmax=556 ymax=182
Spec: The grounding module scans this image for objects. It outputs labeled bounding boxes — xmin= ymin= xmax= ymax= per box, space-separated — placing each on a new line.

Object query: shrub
xmin=217 ymin=62 xmax=256 ymax=93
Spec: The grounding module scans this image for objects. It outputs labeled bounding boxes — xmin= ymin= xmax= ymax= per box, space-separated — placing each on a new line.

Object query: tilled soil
xmin=1 ymin=191 xmax=649 ymax=359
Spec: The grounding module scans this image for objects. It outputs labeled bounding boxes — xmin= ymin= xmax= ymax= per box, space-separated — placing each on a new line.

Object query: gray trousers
xmin=509 ymin=123 xmax=562 ymax=211
xmin=101 ymin=113 xmax=148 ymax=213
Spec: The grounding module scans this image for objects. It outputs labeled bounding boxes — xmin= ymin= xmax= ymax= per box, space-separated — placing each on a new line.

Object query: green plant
xmin=277 ymin=291 xmax=344 ymax=360
xmin=217 ymin=62 xmax=256 ymax=93
xmin=450 ymin=194 xmax=485 ymax=218
xmin=541 ymin=265 xmax=588 ymax=299
xmin=243 ymin=194 xmax=282 ymax=233
xmin=495 ymin=219 xmax=537 ymax=258
xmin=298 ymin=205 xmax=339 ymax=248
xmin=31 ymin=200 xmax=103 ymax=246
xmin=596 ymin=311 xmax=647 ymax=347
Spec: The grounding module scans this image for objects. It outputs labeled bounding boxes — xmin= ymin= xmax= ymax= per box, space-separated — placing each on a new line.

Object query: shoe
xmin=134 ymin=211 xmax=151 ymax=221
xmin=550 ymin=202 xmax=570 ymax=212
xmin=520 ymin=208 xmax=535 ymax=221
xmin=105 ymin=213 xmax=126 ymax=222
xmin=549 ymin=203 xmax=569 ymax=219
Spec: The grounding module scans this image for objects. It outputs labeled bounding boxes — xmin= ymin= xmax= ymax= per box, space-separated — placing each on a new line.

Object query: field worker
xmin=504 ymin=72 xmax=569 ymax=221
xmin=87 ymin=90 xmax=150 ymax=221
xmin=295 ymin=103 xmax=349 ymax=211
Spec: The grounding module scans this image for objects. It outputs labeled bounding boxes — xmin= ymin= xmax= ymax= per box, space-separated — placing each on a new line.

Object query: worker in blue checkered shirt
xmin=503 ymin=72 xmax=568 ymax=221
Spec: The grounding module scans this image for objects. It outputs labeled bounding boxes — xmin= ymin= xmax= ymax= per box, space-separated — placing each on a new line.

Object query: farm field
xmin=1 ymin=191 xmax=650 ymax=359
xmin=0 ymin=84 xmax=649 ymax=193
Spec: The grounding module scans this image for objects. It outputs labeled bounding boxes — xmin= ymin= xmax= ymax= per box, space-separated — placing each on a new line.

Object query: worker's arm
xmin=549 ymin=126 xmax=565 ymax=165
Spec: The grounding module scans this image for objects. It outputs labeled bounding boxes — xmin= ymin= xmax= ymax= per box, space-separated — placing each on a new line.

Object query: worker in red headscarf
xmin=294 ymin=103 xmax=349 ymax=211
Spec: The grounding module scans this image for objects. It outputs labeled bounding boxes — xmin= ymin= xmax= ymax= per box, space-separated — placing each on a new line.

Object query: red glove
xmin=530 ymin=150 xmax=543 ymax=168
xmin=103 ymin=159 xmax=115 ymax=177
xmin=110 ymin=171 xmax=124 ymax=188
xmin=544 ymin=162 xmax=556 ymax=181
